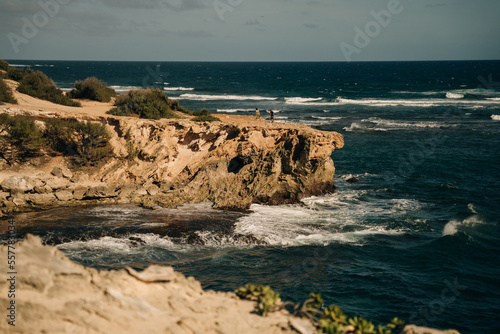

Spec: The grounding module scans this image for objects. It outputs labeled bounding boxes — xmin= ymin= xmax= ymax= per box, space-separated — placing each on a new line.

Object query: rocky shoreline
xmin=0 ymin=105 xmax=344 ymax=216
xmin=0 ymin=235 xmax=461 ymax=334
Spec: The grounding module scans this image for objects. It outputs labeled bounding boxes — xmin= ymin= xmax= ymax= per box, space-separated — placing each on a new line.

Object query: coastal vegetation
xmin=0 ymin=114 xmax=45 ymax=163
xmin=191 ymin=108 xmax=221 ymax=122
xmin=107 ymin=88 xmax=221 ymax=121
xmin=68 ymin=77 xmax=116 ymax=102
xmin=0 ymin=59 xmax=80 ymax=107
xmin=107 ymin=88 xmax=178 ymax=119
xmin=17 ymin=71 xmax=81 ymax=107
xmin=0 ymin=59 xmax=9 ymax=72
xmin=0 ymin=114 xmax=112 ymax=165
xmin=235 ymin=284 xmax=406 ymax=334
xmin=0 ymin=78 xmax=17 ymax=104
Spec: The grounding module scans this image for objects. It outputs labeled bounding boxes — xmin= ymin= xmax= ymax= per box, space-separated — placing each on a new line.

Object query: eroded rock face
xmin=0 ymin=110 xmax=344 ymax=212
xmin=0 ymin=235 xmax=302 ymax=334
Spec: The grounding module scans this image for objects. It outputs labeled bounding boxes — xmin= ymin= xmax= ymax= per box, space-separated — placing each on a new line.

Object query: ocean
xmin=3 ymin=60 xmax=500 ymax=333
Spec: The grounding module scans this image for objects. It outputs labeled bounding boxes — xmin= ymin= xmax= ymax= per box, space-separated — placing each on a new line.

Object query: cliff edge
xmin=0 ymin=236 xmax=461 ymax=334
xmin=0 ymin=102 xmax=344 ymax=213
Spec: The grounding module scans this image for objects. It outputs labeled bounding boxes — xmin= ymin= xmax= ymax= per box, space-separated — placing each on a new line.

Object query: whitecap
xmin=110 ymin=85 xmax=143 ymax=93
xmin=491 ymin=115 xmax=500 ymax=121
xmin=442 ymin=215 xmax=486 ymax=236
xmin=343 ymin=122 xmax=388 ymax=132
xmin=446 ymin=92 xmax=465 ymax=99
xmin=216 ymin=108 xmax=255 ymax=113
xmin=163 ymin=87 xmax=194 ymax=91
xmin=177 ymin=94 xmax=277 ymax=101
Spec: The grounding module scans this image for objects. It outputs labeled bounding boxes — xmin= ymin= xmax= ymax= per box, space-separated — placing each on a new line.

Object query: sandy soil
xmin=2 ymin=79 xmax=309 ymax=131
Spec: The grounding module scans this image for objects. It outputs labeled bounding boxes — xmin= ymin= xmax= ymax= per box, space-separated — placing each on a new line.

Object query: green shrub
xmin=0 ymin=59 xmax=9 ymax=71
xmin=17 ymin=71 xmax=81 ymax=107
xmin=169 ymin=99 xmax=192 ymax=114
xmin=235 ymin=283 xmax=406 ymax=334
xmin=192 ymin=115 xmax=221 ymax=122
xmin=0 ymin=78 xmax=17 ymax=104
xmin=68 ymin=77 xmax=116 ymax=102
xmin=43 ymin=118 xmax=113 ymax=165
xmin=0 ymin=114 xmax=45 ymax=163
xmin=7 ymin=67 xmax=29 ymax=82
xmin=107 ymin=88 xmax=178 ymax=120
xmin=72 ymin=122 xmax=113 ymax=164
xmin=43 ymin=118 xmax=76 ymax=153
xmin=193 ymin=108 xmax=210 ymax=117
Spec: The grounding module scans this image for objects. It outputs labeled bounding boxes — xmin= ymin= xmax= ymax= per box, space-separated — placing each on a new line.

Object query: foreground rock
xmin=0 ymin=236 xmax=462 ymax=334
xmin=0 ymin=106 xmax=344 ymax=213
xmin=0 ymin=235 xmax=302 ymax=334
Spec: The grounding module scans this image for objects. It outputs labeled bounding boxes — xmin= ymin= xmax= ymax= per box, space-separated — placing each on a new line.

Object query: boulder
xmin=34 ymin=184 xmax=53 ymax=194
xmin=55 ymin=190 xmax=73 ymax=202
xmin=401 ymin=325 xmax=461 ymax=334
xmin=146 ymin=184 xmax=160 ymax=196
xmin=117 ymin=184 xmax=138 ymax=197
xmin=70 ymin=172 xmax=89 ymax=183
xmin=45 ymin=177 xmax=68 ymax=190
xmin=0 ymin=192 xmax=9 ymax=201
xmin=84 ymin=185 xmax=117 ymax=199
xmin=72 ymin=187 xmax=88 ymax=200
xmin=11 ymin=194 xmax=27 ymax=207
xmin=346 ymin=177 xmax=359 ymax=183
xmin=0 ymin=175 xmax=36 ymax=193
xmin=0 ymin=235 xmax=307 ymax=334
xmin=27 ymin=193 xmax=56 ymax=205
xmin=51 ymin=166 xmax=63 ymax=178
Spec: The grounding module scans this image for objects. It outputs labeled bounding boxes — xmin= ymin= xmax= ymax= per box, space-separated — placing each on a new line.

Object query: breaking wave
xmin=163 ymin=87 xmax=194 ymax=91
xmin=177 ymin=94 xmax=278 ymax=101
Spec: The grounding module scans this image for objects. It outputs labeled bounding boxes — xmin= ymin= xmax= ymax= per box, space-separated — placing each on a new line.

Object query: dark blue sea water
xmin=4 ymin=60 xmax=500 ymax=333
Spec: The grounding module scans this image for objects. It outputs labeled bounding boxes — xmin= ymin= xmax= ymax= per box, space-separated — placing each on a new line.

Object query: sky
xmin=0 ymin=0 xmax=499 ymax=61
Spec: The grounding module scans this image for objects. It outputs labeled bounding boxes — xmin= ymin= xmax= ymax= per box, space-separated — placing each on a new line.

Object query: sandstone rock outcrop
xmin=0 ymin=107 xmax=344 ymax=213
xmin=0 ymin=235 xmax=303 ymax=334
xmin=0 ymin=236 xmax=462 ymax=334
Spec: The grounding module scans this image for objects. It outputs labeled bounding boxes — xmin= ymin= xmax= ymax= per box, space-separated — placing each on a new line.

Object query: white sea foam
xmin=216 ymin=108 xmax=255 ymax=113
xmin=486 ymin=97 xmax=500 ymax=101
xmin=285 ymin=97 xmax=322 ymax=104
xmin=337 ymin=97 xmax=500 ymax=107
xmin=110 ymin=85 xmax=142 ymax=93
xmin=446 ymin=92 xmax=465 ymax=99
xmin=343 ymin=122 xmax=388 ymax=132
xmin=363 ymin=117 xmax=445 ymax=129
xmin=311 ymin=116 xmax=342 ymax=120
xmin=8 ymin=64 xmax=31 ymax=67
xmin=442 ymin=215 xmax=486 ymax=236
xmin=57 ymin=233 xmax=175 ymax=253
xmin=285 ymin=97 xmax=339 ymax=106
xmin=234 ymin=190 xmax=413 ymax=247
xmin=163 ymin=87 xmax=194 ymax=91
xmin=491 ymin=115 xmax=500 ymax=121
xmin=177 ymin=94 xmax=277 ymax=101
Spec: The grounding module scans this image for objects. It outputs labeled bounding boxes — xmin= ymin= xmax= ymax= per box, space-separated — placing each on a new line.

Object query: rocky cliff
xmin=0 ymin=235 xmax=461 ymax=334
xmin=0 ymin=106 xmax=344 ymax=214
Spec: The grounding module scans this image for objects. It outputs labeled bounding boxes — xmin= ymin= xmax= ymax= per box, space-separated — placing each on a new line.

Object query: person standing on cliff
xmin=255 ymin=108 xmax=260 ymax=119
xmin=269 ymin=109 xmax=275 ymax=122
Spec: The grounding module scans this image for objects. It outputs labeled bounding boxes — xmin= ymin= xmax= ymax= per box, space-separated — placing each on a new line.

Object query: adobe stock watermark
xmin=340 ymin=0 xmax=413 ymax=62
xmin=477 ymin=74 xmax=500 ymax=89
xmin=7 ymin=0 xmax=73 ymax=54
xmin=213 ymin=0 xmax=243 ymax=21
xmin=142 ymin=65 xmax=169 ymax=88
xmin=409 ymin=277 xmax=467 ymax=327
